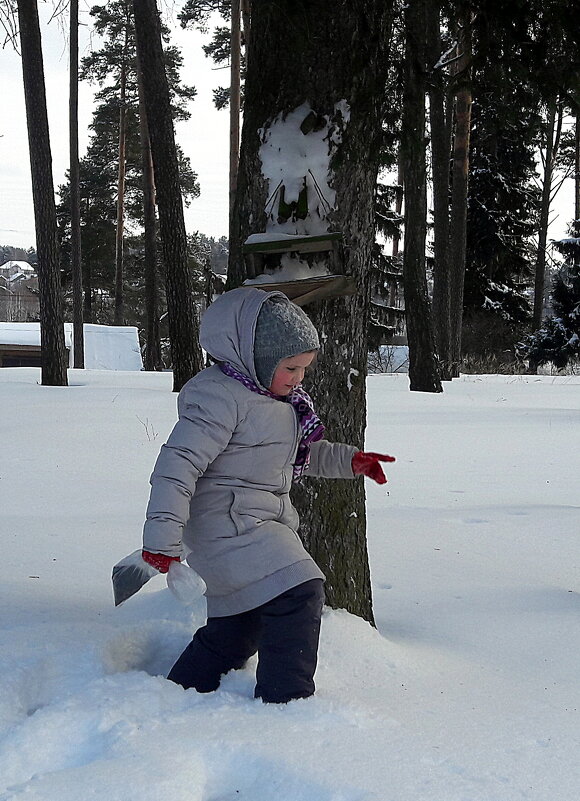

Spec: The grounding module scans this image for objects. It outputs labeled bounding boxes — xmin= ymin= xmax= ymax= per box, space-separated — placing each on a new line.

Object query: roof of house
xmin=0 ymin=260 xmax=35 ymax=274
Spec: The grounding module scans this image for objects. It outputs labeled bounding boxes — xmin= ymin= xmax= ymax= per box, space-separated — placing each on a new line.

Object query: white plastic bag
xmin=167 ymin=561 xmax=206 ymax=606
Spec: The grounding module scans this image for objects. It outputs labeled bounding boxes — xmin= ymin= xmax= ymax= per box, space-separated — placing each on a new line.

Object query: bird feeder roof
xmin=243 ymin=231 xmax=342 ymax=255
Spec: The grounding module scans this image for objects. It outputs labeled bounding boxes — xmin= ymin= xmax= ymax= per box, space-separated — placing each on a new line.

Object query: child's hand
xmin=142 ymin=550 xmax=180 ymax=573
xmin=352 ymin=451 xmax=396 ymax=485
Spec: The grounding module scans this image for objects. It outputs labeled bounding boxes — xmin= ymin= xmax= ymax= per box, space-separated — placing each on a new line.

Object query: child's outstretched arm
xmin=306 ymin=441 xmax=395 ymax=484
xmin=305 ymin=440 xmax=358 ymax=479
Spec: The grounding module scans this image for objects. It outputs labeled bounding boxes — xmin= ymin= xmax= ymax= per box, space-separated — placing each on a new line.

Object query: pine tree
xmin=426 ymin=0 xmax=453 ymax=379
xmin=462 ymin=0 xmax=578 ymax=363
xmin=69 ymin=0 xmax=84 ymax=367
xmin=179 ymin=0 xmax=246 ymax=245
xmin=75 ymin=0 xmax=198 ymax=326
xmin=58 ymin=2 xmax=199 ymax=332
xmin=369 ymin=21 xmax=405 ymax=363
xmin=17 ymin=0 xmax=68 ymax=386
xmin=368 ymin=183 xmax=404 ymax=352
xmin=520 ymin=237 xmax=580 ymax=369
xmin=178 ymin=1 xmax=246 ymax=111
xmin=401 ymin=0 xmax=442 ymax=392
xmin=133 ymin=0 xmax=203 ymax=391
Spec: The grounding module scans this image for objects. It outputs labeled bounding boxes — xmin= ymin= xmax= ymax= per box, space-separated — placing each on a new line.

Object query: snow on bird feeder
xmin=242 ymin=102 xmax=356 ymax=306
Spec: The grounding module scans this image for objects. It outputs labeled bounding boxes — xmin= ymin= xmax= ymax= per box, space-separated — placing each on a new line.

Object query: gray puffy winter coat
xmin=143 ymin=287 xmax=357 ymax=616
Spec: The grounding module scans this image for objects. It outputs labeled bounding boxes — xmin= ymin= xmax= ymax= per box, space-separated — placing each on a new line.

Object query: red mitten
xmin=352 ymin=451 xmax=396 ymax=485
xmin=142 ymin=550 xmax=180 ymax=574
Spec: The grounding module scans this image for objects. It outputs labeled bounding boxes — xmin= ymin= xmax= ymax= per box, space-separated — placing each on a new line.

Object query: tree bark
xmin=137 ymin=61 xmax=162 ymax=371
xmin=227 ymin=0 xmax=395 ymax=623
xmin=401 ymin=0 xmax=442 ymax=393
xmin=17 ymin=0 xmax=68 ymax=386
xmin=133 ymin=0 xmax=203 ymax=391
xmin=229 ymin=0 xmax=241 ymax=243
xmin=70 ymin=0 xmax=84 ymax=368
xmin=427 ymin=0 xmax=452 ymax=380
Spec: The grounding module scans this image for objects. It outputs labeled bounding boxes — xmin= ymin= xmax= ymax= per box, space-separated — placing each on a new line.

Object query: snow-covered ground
xmin=1 ymin=367 xmax=578 ymax=801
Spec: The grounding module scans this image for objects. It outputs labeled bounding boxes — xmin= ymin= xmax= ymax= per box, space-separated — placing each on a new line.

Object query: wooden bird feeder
xmin=242 ymin=231 xmax=356 ymax=306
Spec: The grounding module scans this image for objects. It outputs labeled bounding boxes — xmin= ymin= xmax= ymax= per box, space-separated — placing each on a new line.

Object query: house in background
xmin=0 ymin=260 xmax=39 ymax=322
xmin=0 ymin=323 xmax=143 ymax=370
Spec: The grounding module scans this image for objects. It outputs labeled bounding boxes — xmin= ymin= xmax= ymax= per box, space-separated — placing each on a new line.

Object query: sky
xmin=0 ymin=2 xmax=230 ymax=249
xmin=0 ymin=3 xmax=576 ymax=253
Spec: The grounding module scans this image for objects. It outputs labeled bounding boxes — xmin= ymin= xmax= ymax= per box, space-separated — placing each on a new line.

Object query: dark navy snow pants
xmin=167 ymin=578 xmax=325 ymax=703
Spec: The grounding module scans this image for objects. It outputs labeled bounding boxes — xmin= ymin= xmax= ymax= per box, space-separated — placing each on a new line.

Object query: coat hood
xmin=199 ymin=287 xmax=289 ymax=386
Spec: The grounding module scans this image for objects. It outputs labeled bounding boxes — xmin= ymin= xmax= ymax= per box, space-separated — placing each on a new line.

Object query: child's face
xmin=269 ymin=351 xmax=316 ymax=395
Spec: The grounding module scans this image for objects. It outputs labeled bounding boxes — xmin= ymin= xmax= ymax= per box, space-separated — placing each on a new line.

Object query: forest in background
xmin=1 ymin=0 xmax=579 ymax=385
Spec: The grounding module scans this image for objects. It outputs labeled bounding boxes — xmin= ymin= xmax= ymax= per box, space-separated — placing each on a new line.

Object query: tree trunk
xmin=82 ymin=195 xmax=92 ymax=323
xmin=448 ymin=18 xmax=473 ymax=377
xmin=69 ymin=0 xmax=84 ymax=368
xmin=241 ymin=0 xmax=251 ymax=49
xmin=574 ymin=104 xmax=580 ymax=236
xmin=229 ymin=0 xmax=241 ymax=243
xmin=389 ymin=159 xmax=403 ymax=313
xmin=83 ymin=232 xmax=92 ymax=322
xmin=401 ymin=0 xmax=442 ymax=393
xmin=575 ymin=106 xmax=580 ymax=268
xmin=391 ymin=159 xmax=404 ymax=259
xmin=17 ymin=0 xmax=67 ymax=386
xmin=227 ymin=0 xmax=395 ymax=623
xmin=532 ymin=99 xmax=561 ymax=334
xmin=114 ymin=23 xmax=129 ymax=327
xmin=137 ymin=61 xmax=162 ymax=371
xmin=133 ymin=0 xmax=203 ymax=391
xmin=427 ymin=0 xmax=452 ymax=380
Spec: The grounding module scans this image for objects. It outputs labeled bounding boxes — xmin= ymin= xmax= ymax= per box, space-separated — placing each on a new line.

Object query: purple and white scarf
xmin=219 ymin=362 xmax=325 ymax=481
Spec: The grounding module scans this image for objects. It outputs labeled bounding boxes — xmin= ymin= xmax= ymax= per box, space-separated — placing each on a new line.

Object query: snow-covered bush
xmin=367 ymin=345 xmax=409 ymax=374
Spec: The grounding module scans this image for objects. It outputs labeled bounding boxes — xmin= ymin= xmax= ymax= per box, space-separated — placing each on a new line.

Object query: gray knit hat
xmin=254 ymin=297 xmax=319 ymax=389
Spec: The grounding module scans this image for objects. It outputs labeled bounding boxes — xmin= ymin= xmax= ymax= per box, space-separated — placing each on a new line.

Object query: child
xmin=142 ymin=287 xmax=394 ymax=703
